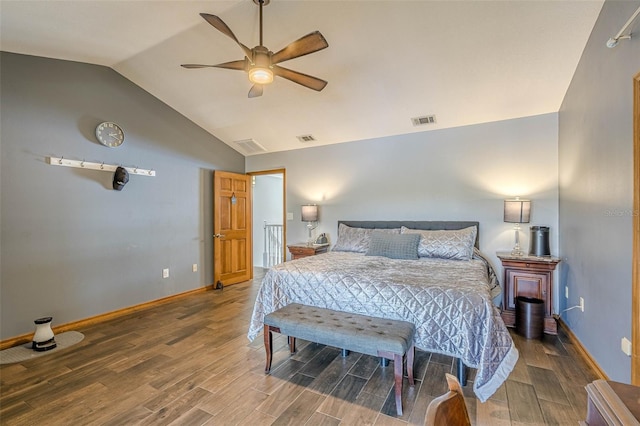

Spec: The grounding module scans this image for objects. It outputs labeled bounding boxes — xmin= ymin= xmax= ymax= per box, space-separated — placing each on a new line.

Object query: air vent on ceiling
xmin=411 ymin=115 xmax=437 ymax=126
xmin=296 ymin=134 xmax=316 ymax=143
xmin=234 ymin=138 xmax=267 ymax=154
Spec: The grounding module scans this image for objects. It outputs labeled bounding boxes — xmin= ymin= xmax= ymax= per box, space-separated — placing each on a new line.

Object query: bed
xmin=248 ymin=221 xmax=518 ymax=402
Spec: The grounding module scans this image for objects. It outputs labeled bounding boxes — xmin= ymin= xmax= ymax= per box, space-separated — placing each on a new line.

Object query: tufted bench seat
xmin=263 ymin=303 xmax=415 ymax=416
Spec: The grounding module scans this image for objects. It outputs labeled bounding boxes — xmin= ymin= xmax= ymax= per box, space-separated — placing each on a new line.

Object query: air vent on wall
xmin=296 ymin=134 xmax=316 ymax=143
xmin=411 ymin=115 xmax=437 ymax=126
xmin=234 ymin=139 xmax=267 ymax=154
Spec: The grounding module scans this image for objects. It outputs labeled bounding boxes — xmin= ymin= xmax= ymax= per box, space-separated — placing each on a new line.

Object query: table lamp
xmin=301 ymin=204 xmax=318 ymax=245
xmin=504 ymin=198 xmax=531 ymax=256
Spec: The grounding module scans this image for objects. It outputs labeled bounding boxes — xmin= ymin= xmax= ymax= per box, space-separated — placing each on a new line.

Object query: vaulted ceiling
xmin=1 ymin=1 xmax=604 ymax=155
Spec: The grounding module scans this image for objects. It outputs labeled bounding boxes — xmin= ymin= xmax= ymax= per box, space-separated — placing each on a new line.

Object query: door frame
xmin=633 ymin=71 xmax=639 ymax=384
xmin=247 ymin=169 xmax=287 ymax=265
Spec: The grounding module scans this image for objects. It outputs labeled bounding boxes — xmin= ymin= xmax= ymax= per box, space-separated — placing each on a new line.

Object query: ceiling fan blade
xmin=248 ymin=84 xmax=264 ymax=98
xmin=213 ymin=59 xmax=248 ymax=71
xmin=181 ymin=64 xmax=216 ymax=69
xmin=181 ymin=59 xmax=247 ymax=71
xmin=200 ymin=13 xmax=253 ymax=59
xmin=271 ymin=31 xmax=329 ymax=65
xmin=272 ymin=65 xmax=328 ymax=91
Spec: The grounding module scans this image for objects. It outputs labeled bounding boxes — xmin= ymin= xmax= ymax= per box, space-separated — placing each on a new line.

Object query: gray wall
xmin=247 ymin=113 xmax=560 ymax=304
xmin=558 ymin=0 xmax=640 ymax=382
xmin=0 ymin=52 xmax=244 ymax=339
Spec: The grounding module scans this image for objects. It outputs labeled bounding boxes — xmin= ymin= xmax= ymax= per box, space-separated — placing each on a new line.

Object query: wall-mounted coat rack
xmin=46 ymin=156 xmax=156 ymax=176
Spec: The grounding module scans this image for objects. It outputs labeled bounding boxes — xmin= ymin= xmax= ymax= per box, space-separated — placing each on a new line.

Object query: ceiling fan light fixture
xmin=183 ymin=1 xmax=328 ymax=97
xmin=248 ymin=67 xmax=274 ymax=84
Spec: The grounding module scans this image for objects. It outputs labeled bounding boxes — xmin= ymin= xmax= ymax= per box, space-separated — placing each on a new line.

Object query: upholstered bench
xmin=263 ymin=303 xmax=416 ymax=416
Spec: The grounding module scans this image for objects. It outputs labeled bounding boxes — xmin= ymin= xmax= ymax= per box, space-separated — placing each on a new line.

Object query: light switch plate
xmin=622 ymin=337 xmax=632 ymax=356
xmin=287 ymin=212 xmax=293 ymax=221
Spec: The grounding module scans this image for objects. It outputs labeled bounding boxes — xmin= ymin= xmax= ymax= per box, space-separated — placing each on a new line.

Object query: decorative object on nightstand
xmin=497 ymin=252 xmax=561 ymax=335
xmin=315 ymin=233 xmax=328 ymax=245
xmin=301 ymin=204 xmax=318 ymax=245
xmin=287 ymin=243 xmax=328 ymax=260
xmin=529 ymin=226 xmax=551 ymax=256
xmin=504 ymin=197 xmax=531 ymax=256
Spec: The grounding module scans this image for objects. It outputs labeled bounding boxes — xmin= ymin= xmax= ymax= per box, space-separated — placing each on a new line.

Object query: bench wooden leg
xmin=264 ymin=324 xmax=273 ymax=374
xmin=407 ymin=343 xmax=415 ymax=387
xmin=393 ymin=353 xmax=404 ymax=416
xmin=378 ymin=348 xmax=412 ymax=416
xmin=265 ymin=326 xmax=295 ymax=374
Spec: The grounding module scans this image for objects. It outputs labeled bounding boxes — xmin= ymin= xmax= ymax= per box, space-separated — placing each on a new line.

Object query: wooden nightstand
xmin=287 ymin=243 xmax=329 ymax=260
xmin=497 ymin=252 xmax=561 ymax=335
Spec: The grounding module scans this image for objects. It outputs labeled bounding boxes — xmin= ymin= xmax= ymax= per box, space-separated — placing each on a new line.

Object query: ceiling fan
xmin=181 ymin=0 xmax=329 ymax=98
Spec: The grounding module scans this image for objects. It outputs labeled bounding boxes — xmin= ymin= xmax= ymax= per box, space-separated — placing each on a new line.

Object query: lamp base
xmin=510 ymin=248 xmax=525 ymax=257
xmin=510 ymin=225 xmax=525 ymax=256
xmin=306 ymin=222 xmax=317 ymax=246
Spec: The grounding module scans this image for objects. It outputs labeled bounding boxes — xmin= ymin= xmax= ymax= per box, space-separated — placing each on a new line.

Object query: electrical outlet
xmin=579 ymin=297 xmax=585 ymax=312
xmin=565 ymin=286 xmax=569 ymax=299
xmin=622 ymin=337 xmax=632 ymax=356
xmin=162 ymin=268 xmax=169 ymax=278
xmin=192 ymin=263 xmax=198 ymax=272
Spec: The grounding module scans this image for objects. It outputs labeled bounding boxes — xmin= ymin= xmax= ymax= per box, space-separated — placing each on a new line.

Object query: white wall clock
xmin=95 ymin=122 xmax=125 ymax=148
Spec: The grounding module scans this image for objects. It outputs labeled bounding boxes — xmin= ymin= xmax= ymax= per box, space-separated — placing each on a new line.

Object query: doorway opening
xmin=249 ymin=169 xmax=286 ymax=271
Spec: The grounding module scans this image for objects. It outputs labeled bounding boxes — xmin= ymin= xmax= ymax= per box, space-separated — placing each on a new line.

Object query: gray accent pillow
xmin=365 ymin=232 xmax=420 ymax=260
xmin=401 ymin=226 xmax=477 ymax=260
xmin=332 ymin=224 xmax=400 ymax=253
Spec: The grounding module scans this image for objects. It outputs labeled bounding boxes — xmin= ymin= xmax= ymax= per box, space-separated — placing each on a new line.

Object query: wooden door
xmin=213 ymin=171 xmax=252 ymax=288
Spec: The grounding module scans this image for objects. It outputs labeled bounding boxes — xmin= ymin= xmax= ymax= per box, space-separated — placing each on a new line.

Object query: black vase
xmin=529 ymin=226 xmax=550 ymax=256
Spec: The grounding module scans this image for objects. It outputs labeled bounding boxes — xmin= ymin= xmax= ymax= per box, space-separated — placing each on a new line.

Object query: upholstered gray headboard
xmin=338 ymin=220 xmax=480 ymax=249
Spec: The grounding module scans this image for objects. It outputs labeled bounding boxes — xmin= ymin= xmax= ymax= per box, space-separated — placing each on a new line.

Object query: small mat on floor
xmin=0 ymin=331 xmax=85 ymax=364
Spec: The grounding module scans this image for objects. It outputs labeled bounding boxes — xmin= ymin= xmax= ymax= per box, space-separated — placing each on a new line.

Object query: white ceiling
xmin=1 ymin=0 xmax=604 ymax=156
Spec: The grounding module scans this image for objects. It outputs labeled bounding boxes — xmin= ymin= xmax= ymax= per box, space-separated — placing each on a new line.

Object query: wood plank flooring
xmin=0 ymin=268 xmax=600 ymax=425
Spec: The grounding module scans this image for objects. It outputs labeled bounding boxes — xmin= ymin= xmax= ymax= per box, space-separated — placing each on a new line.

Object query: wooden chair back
xmin=424 ymin=373 xmax=471 ymax=426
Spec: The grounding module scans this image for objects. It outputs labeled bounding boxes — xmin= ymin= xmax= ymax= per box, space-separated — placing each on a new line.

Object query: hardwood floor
xmin=0 ymin=268 xmax=599 ymax=425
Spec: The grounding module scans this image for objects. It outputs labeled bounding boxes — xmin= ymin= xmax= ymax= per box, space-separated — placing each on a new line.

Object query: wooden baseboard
xmin=0 ymin=285 xmax=214 ymax=351
xmin=557 ymin=316 xmax=609 ymax=380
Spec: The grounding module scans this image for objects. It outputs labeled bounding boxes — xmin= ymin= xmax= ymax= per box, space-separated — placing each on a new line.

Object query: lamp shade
xmin=301 ymin=204 xmax=318 ymax=222
xmin=504 ymin=199 xmax=531 ymax=223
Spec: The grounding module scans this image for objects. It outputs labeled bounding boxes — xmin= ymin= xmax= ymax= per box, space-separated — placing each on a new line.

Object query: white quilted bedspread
xmin=248 ymin=251 xmax=518 ymax=402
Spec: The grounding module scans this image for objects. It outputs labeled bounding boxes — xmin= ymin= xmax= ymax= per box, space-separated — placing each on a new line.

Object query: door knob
xmin=213 ymin=233 xmax=226 ymax=238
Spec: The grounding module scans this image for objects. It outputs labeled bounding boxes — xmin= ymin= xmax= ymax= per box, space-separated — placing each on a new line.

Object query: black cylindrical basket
xmin=529 ymin=226 xmax=550 ymax=257
xmin=516 ymin=296 xmax=544 ymax=339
